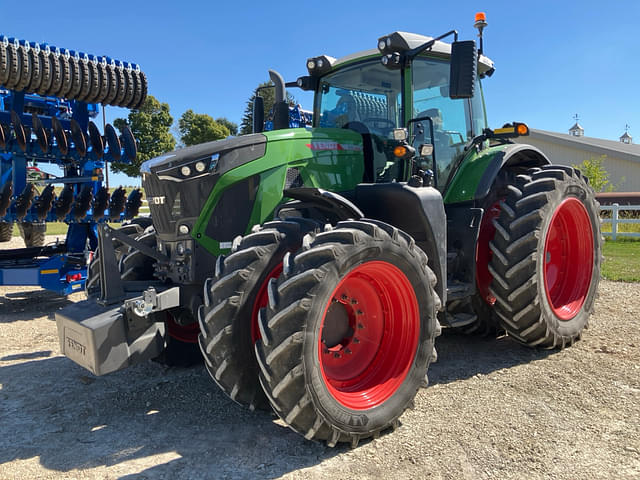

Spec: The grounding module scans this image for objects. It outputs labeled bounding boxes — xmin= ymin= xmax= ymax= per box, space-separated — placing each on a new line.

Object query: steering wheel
xmin=362 ymin=117 xmax=396 ymax=132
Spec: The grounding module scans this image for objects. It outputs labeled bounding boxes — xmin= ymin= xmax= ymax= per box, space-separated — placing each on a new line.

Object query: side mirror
xmin=449 ymin=40 xmax=477 ymax=99
xmin=253 ymin=95 xmax=264 ymax=133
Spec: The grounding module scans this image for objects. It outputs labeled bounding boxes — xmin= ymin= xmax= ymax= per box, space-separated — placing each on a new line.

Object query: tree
xmin=112 ymin=95 xmax=175 ymax=177
xmin=573 ymin=155 xmax=623 ymax=192
xmin=215 ymin=117 xmax=238 ymax=136
xmin=178 ymin=110 xmax=229 ymax=146
xmin=240 ymin=81 xmax=296 ymax=135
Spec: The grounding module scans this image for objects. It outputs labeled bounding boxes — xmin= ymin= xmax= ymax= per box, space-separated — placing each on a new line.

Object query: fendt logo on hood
xmin=306 ymin=142 xmax=363 ymax=152
xmin=148 ymin=196 xmax=166 ymax=205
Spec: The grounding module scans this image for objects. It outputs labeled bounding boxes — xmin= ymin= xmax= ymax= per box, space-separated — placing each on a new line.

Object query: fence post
xmin=612 ymin=203 xmax=619 ymax=241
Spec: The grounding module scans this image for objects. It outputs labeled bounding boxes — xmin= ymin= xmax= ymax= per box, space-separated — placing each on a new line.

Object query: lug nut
xmin=357 ymin=322 xmax=364 ymax=329
xmin=333 ymin=352 xmax=341 ymax=358
xmin=353 ymin=337 xmax=360 ymax=344
xmin=341 ymin=294 xmax=348 ymax=301
xmin=345 ymin=348 xmax=352 ymax=355
xmin=351 ymin=298 xmax=358 ymax=305
xmin=356 ymin=310 xmax=363 ymax=316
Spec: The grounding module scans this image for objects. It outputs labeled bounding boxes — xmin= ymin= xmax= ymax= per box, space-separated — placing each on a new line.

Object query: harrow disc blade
xmin=0 ymin=123 xmax=7 ymax=149
xmin=34 ymin=184 xmax=55 ymax=220
xmin=15 ymin=183 xmax=36 ymax=220
xmin=88 ymin=121 xmax=104 ymax=158
xmin=124 ymin=188 xmax=143 ymax=219
xmin=104 ymin=123 xmax=121 ymax=161
xmin=32 ymin=113 xmax=48 ymax=153
xmin=108 ymin=186 xmax=126 ymax=220
xmin=70 ymin=119 xmax=87 ymax=157
xmin=0 ymin=180 xmax=12 ymax=217
xmin=51 ymin=117 xmax=68 ymax=156
xmin=54 ymin=184 xmax=74 ymax=220
xmin=10 ymin=110 xmax=27 ymax=152
xmin=92 ymin=186 xmax=110 ymax=221
xmin=73 ymin=184 xmax=93 ymax=220
xmin=121 ymin=125 xmax=137 ymax=161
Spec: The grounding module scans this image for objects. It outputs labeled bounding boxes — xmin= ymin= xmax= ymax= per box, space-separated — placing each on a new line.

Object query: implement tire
xmin=256 ymin=220 xmax=441 ymax=447
xmin=0 ymin=222 xmax=12 ymax=242
xmin=18 ymin=222 xmax=45 ymax=247
xmin=198 ymin=218 xmax=319 ymax=410
xmin=489 ymin=165 xmax=601 ymax=348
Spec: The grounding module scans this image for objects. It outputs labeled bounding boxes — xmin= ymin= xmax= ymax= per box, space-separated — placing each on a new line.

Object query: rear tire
xmin=198 ymin=218 xmax=319 ymax=410
xmin=489 ymin=165 xmax=601 ymax=348
xmin=256 ymin=220 xmax=440 ymax=446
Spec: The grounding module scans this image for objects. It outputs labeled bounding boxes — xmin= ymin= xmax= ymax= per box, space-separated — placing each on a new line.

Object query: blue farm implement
xmin=0 ymin=35 xmax=147 ymax=295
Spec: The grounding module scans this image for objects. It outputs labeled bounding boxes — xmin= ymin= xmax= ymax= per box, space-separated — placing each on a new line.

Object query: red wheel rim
xmin=318 ymin=261 xmax=420 ymax=410
xmin=166 ymin=313 xmax=200 ymax=343
xmin=250 ymin=263 xmax=283 ymax=343
xmin=543 ymin=197 xmax=594 ymax=321
xmin=476 ymin=201 xmax=502 ymax=305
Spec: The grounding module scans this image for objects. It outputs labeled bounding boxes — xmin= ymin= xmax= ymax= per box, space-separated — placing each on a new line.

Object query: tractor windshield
xmin=315 ymin=59 xmax=403 ymax=182
xmin=410 ymin=57 xmax=476 ymax=189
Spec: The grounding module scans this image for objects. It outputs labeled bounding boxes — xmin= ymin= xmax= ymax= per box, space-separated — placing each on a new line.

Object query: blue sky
xmin=3 ymin=1 xmax=638 ymax=185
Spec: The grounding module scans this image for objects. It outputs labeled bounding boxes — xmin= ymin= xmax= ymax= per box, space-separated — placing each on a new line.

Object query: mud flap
xmin=56 ymin=301 xmax=165 ymax=376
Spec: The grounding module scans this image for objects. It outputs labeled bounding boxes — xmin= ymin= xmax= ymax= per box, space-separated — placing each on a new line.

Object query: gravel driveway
xmin=0 ymin=236 xmax=638 ymax=479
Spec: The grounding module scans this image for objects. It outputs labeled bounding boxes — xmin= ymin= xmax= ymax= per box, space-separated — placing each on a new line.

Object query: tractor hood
xmin=141 ymin=134 xmax=267 ymax=181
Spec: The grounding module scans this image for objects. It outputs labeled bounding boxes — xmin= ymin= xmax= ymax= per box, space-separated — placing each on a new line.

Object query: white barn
xmin=514 ymin=128 xmax=640 ymax=192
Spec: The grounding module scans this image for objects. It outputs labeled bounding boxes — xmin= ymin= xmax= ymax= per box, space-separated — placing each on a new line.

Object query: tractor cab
xmin=302 ymin=30 xmax=495 ymax=191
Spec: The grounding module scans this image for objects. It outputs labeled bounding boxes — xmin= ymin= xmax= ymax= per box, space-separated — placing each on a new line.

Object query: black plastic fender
xmin=474 ymin=143 xmax=550 ymax=200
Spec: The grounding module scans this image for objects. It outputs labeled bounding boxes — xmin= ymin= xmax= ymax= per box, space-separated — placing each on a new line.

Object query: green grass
xmin=602 ymin=239 xmax=640 ymax=282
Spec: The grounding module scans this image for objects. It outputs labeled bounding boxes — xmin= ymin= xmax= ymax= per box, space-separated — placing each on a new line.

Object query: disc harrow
xmin=0 ymin=35 xmax=148 ymax=295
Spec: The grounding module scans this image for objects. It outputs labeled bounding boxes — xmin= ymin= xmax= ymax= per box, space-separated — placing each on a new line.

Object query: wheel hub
xmin=318 ymin=261 xmax=420 ymax=410
xmin=543 ymin=197 xmax=594 ymax=321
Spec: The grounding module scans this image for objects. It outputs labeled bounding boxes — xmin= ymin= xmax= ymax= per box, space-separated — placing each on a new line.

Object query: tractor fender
xmin=279 ymin=187 xmax=365 ymax=222
xmin=475 ymin=143 xmax=551 ymax=200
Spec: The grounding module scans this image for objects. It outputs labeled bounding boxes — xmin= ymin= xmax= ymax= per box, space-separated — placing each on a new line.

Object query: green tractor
xmin=56 ymin=16 xmax=601 ymax=447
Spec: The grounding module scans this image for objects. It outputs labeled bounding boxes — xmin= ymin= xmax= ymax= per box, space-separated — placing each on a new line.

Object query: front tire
xmin=198 ymin=218 xmax=319 ymax=410
xmin=256 ymin=220 xmax=441 ymax=446
xmin=489 ymin=165 xmax=601 ymax=348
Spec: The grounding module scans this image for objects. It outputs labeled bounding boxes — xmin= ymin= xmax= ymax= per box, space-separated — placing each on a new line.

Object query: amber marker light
xmin=393 ymin=145 xmax=408 ymax=158
xmin=516 ymin=123 xmax=529 ymax=135
xmin=475 ymin=12 xmax=486 ymax=23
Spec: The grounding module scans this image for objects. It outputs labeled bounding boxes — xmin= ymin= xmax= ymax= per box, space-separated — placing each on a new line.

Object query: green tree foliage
xmin=215 ymin=117 xmax=238 ymax=136
xmin=240 ymin=81 xmax=296 ymax=135
xmin=178 ymin=110 xmax=230 ymax=146
xmin=573 ymin=155 xmax=623 ymax=192
xmin=112 ymin=95 xmax=175 ymax=177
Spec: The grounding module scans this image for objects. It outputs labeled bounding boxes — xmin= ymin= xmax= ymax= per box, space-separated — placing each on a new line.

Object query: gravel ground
xmin=0 ymin=236 xmax=639 ymax=479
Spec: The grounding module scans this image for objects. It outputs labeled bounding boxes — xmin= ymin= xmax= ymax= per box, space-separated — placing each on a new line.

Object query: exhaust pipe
xmin=269 ymin=70 xmax=290 ymax=131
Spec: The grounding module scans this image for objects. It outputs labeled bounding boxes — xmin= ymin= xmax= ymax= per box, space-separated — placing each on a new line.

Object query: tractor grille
xmin=204 ymin=175 xmax=260 ymax=242
xmin=143 ymin=173 xmax=218 ymax=235
xmin=285 ymin=167 xmax=304 ymax=189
